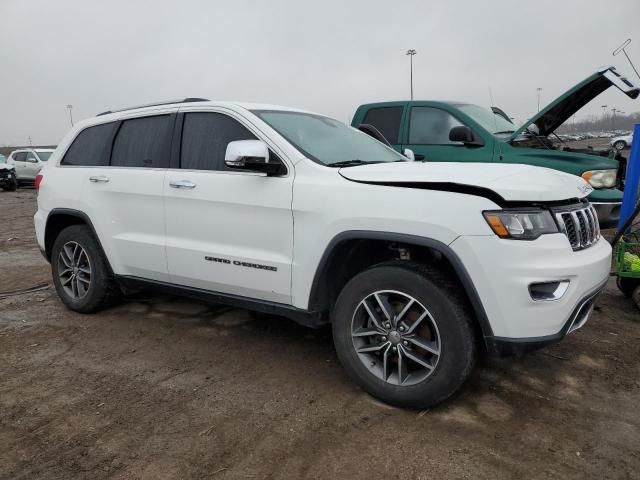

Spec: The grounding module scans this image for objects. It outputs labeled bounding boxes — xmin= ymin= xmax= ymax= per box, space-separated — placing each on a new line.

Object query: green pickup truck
xmin=352 ymin=66 xmax=639 ymax=228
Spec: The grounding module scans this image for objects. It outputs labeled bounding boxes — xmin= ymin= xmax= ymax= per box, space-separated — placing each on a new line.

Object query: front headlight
xmin=581 ymin=169 xmax=617 ymax=188
xmin=483 ymin=210 xmax=558 ymax=240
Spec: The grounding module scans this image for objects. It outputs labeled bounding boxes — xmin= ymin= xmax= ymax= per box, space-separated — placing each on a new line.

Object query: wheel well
xmin=44 ymin=213 xmax=87 ymax=261
xmin=309 ymin=236 xmax=492 ymax=340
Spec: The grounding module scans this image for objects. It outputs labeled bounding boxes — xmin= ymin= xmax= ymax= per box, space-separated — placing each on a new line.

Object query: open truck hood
xmin=339 ymin=161 xmax=593 ymax=203
xmin=509 ymin=66 xmax=639 ymax=141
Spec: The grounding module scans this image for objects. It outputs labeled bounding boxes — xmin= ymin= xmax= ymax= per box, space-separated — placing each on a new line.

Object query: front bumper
xmin=485 ymin=280 xmax=606 ymax=355
xmin=592 ymin=202 xmax=621 ymax=229
xmin=450 ymin=234 xmax=611 ymax=348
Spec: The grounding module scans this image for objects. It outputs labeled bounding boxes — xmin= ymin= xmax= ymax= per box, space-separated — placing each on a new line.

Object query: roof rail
xmin=96 ymin=97 xmax=210 ymax=116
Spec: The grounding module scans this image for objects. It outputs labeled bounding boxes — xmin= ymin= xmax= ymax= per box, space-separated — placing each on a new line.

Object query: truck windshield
xmin=253 ymin=110 xmax=406 ymax=166
xmin=457 ymin=104 xmax=516 ymax=136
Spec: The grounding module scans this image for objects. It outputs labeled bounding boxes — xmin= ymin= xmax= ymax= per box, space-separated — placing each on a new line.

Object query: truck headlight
xmin=483 ymin=210 xmax=558 ymax=239
xmin=581 ymin=169 xmax=617 ymax=188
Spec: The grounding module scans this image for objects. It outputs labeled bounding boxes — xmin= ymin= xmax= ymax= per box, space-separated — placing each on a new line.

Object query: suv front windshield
xmin=0 ymin=155 xmax=6 ymax=164
xmin=36 ymin=151 xmax=52 ymax=161
xmin=253 ymin=110 xmax=406 ymax=166
xmin=457 ymin=104 xmax=516 ymax=136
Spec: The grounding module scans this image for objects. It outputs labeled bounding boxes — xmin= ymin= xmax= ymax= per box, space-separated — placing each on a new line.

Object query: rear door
xmin=76 ymin=112 xmax=173 ymax=281
xmin=11 ymin=151 xmax=28 ymax=180
xmin=403 ymin=106 xmax=493 ymax=163
xmin=163 ymin=108 xmax=294 ymax=304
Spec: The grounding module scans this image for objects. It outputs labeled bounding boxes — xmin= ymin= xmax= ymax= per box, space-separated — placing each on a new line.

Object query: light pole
xmin=406 ymin=49 xmax=417 ymax=100
xmin=66 ymin=104 xmax=74 ymax=127
xmin=536 ymin=88 xmax=542 ymax=112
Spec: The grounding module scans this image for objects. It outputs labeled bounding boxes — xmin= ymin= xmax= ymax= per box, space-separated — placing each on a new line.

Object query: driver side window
xmin=408 ymin=107 xmax=464 ymax=145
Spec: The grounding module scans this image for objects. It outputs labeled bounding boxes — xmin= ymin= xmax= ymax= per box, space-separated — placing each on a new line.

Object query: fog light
xmin=529 ymin=280 xmax=570 ymax=301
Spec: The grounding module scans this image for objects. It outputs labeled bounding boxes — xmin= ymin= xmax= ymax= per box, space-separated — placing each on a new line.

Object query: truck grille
xmin=555 ymin=205 xmax=600 ymax=251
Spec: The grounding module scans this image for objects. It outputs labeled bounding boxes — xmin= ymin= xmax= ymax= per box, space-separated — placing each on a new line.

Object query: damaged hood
xmin=339 ymin=161 xmax=593 ymax=203
xmin=509 ymin=66 xmax=639 ymax=140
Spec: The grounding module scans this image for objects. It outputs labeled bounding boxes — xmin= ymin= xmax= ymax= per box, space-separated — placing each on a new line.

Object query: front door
xmin=163 ymin=110 xmax=294 ymax=304
xmin=403 ymin=106 xmax=493 ymax=163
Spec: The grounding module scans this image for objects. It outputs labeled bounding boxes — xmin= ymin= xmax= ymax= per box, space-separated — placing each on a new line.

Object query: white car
xmin=610 ymin=133 xmax=633 ymax=150
xmin=33 ymin=99 xmax=611 ymax=408
xmin=7 ymin=148 xmax=54 ymax=185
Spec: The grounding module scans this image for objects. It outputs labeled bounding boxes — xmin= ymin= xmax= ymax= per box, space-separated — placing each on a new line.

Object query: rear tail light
xmin=35 ymin=174 xmax=43 ymax=191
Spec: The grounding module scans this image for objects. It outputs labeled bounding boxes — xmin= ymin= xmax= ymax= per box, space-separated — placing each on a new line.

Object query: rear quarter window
xmin=61 ymin=123 xmax=116 ymax=166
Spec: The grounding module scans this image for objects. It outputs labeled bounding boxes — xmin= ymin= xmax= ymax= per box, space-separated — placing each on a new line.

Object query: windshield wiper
xmin=328 ymin=160 xmax=379 ymax=168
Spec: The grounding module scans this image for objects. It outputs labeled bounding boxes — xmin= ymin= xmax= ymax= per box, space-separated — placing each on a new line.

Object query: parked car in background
xmin=352 ymin=66 xmax=639 ymax=228
xmin=611 ymin=132 xmax=633 ymax=150
xmin=0 ymin=154 xmax=18 ymax=191
xmin=7 ymin=148 xmax=54 ymax=185
xmin=34 ymin=98 xmax=611 ymax=408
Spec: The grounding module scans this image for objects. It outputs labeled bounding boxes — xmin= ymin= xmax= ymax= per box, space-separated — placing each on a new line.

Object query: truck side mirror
xmin=449 ymin=126 xmax=484 ymax=147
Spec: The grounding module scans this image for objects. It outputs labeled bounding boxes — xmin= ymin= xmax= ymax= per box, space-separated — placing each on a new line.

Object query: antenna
xmin=613 ymin=38 xmax=640 ymax=81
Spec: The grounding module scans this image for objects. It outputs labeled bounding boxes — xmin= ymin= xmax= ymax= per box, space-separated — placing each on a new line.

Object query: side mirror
xmin=225 ymin=140 xmax=282 ymax=175
xmin=449 ymin=126 xmax=484 ymax=147
xmin=403 ymin=149 xmax=416 ymax=161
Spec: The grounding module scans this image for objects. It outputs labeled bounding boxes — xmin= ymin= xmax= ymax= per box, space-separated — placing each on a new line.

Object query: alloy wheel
xmin=351 ymin=290 xmax=441 ymax=386
xmin=57 ymin=241 xmax=92 ymax=299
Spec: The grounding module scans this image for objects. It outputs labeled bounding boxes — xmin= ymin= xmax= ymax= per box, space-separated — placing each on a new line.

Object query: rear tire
xmin=51 ymin=225 xmax=120 ymax=313
xmin=332 ymin=262 xmax=476 ymax=408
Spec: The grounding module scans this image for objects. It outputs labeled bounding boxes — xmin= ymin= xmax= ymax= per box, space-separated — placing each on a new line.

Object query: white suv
xmin=34 ymin=99 xmax=611 ymax=408
xmin=7 ymin=148 xmax=54 ymax=185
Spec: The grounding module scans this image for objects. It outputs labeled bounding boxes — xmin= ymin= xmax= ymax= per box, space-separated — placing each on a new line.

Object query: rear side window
xmin=61 ymin=123 xmax=115 ymax=166
xmin=361 ymin=107 xmax=403 ymax=144
xmin=111 ymin=115 xmax=171 ymax=168
xmin=180 ymin=112 xmax=256 ymax=170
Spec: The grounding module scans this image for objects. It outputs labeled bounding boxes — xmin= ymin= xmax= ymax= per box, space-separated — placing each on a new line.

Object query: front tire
xmin=332 ymin=263 xmax=476 ymax=408
xmin=51 ymin=225 xmax=119 ymax=313
xmin=614 ymin=140 xmax=626 ymax=151
xmin=1 ymin=173 xmax=17 ymax=191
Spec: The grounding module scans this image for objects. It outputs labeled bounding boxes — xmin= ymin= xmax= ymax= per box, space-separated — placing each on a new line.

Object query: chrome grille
xmin=555 ymin=204 xmax=600 ymax=251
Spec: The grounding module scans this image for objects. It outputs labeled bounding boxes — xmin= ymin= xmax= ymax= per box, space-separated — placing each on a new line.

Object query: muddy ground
xmin=1 ymin=190 xmax=639 ymax=480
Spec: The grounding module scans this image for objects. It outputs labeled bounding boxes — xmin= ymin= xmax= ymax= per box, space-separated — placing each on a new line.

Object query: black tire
xmin=614 ymin=140 xmax=626 ymax=151
xmin=1 ymin=173 xmax=17 ymax=191
xmin=51 ymin=225 xmax=120 ymax=313
xmin=332 ymin=262 xmax=476 ymax=409
xmin=617 ymin=276 xmax=639 ymax=299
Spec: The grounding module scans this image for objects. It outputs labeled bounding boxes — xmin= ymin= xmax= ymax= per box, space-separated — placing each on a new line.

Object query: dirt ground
xmin=1 ymin=190 xmax=639 ymax=480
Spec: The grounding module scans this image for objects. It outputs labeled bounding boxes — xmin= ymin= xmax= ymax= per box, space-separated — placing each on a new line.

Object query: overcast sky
xmin=1 ymin=0 xmax=639 ymax=146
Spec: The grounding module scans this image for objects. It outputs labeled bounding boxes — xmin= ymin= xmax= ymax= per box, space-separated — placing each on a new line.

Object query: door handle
xmin=169 ymin=180 xmax=196 ymax=189
xmin=89 ymin=175 xmax=110 ymax=183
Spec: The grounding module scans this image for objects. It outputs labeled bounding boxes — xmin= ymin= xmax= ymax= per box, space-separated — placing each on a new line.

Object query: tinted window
xmin=13 ymin=152 xmax=27 ymax=162
xmin=408 ymin=107 xmax=464 ymax=145
xmin=61 ymin=123 xmax=115 ymax=166
xmin=361 ymin=107 xmax=403 ymax=144
xmin=36 ymin=151 xmax=53 ymax=161
xmin=25 ymin=151 xmax=38 ymax=162
xmin=111 ymin=115 xmax=171 ymax=168
xmin=181 ymin=113 xmax=256 ymax=170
